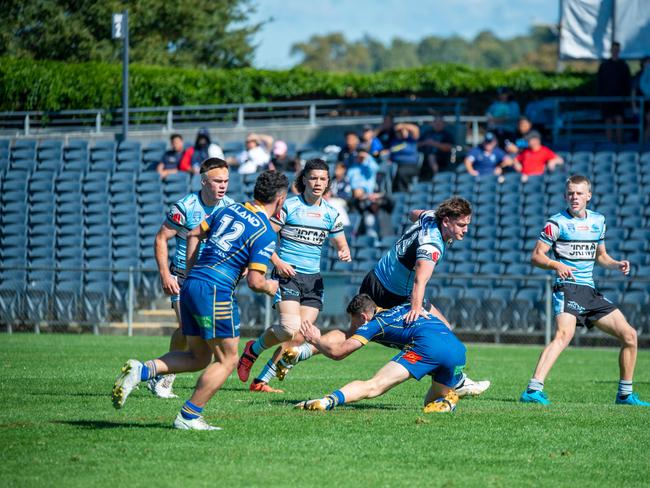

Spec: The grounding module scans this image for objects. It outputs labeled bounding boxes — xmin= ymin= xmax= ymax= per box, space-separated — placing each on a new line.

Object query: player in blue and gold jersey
xmin=295 ymin=294 xmax=466 ymax=413
xmin=151 ymin=157 xmax=235 ymax=398
xmin=520 ymin=175 xmax=649 ymax=406
xmin=111 ymin=171 xmax=289 ymax=430
xmin=237 ymin=159 xmax=351 ymax=393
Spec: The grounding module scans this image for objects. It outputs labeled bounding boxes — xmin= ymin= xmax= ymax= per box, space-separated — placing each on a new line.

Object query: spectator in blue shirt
xmin=351 ymin=149 xmax=393 ymax=238
xmin=360 ymin=125 xmax=384 ymax=158
xmin=348 ymin=150 xmax=379 ymax=196
xmin=389 ymin=122 xmax=420 ymax=192
xmin=337 ymin=131 xmax=360 ymax=167
xmin=464 ymin=132 xmax=513 ymax=177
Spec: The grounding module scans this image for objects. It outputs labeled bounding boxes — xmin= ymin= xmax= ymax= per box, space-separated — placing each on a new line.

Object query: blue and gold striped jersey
xmin=271 ymin=194 xmax=344 ymax=274
xmin=351 ymin=304 xmax=449 ymax=350
xmin=188 ymin=202 xmax=276 ymax=290
xmin=166 ymin=192 xmax=235 ymax=274
xmin=539 ymin=208 xmax=606 ymax=288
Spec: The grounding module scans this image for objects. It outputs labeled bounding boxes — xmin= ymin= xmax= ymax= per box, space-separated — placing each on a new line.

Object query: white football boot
xmin=173 ymin=413 xmax=222 ymax=431
xmin=454 ymin=375 xmax=491 ymax=398
xmin=112 ymin=359 xmax=142 ymax=409
xmin=147 ymin=374 xmax=179 ymax=399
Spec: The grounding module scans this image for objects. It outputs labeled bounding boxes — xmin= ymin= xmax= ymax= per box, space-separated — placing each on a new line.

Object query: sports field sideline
xmin=1 ymin=335 xmax=648 ymax=487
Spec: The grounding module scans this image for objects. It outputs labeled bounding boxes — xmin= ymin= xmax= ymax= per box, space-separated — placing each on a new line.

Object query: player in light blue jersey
xmin=520 ymin=175 xmax=649 ymax=407
xmin=237 ymin=159 xmax=352 ymax=393
xmin=151 ymin=157 xmax=234 ymax=398
xmin=111 ymin=171 xmax=289 ymax=430
xmin=295 ymin=294 xmax=466 ymax=413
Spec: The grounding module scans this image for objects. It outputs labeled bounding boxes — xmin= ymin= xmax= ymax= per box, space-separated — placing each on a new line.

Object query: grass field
xmin=1 ymin=335 xmax=649 ymax=487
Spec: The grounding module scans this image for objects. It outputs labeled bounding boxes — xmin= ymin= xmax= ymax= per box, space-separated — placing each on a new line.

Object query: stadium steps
xmin=134 ymin=308 xmax=177 ymax=323
xmin=104 ymin=321 xmax=177 ymax=336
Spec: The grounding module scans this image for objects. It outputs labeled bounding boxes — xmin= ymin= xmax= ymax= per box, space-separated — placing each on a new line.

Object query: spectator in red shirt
xmin=514 ymin=131 xmax=563 ymax=181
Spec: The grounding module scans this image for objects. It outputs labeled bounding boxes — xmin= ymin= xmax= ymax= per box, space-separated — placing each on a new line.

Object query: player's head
xmin=170 ymin=133 xmax=183 ymax=152
xmin=296 ymin=158 xmax=330 ymax=198
xmin=254 ymin=170 xmax=289 ymax=212
xmin=200 ymin=158 xmax=229 ymax=200
xmin=435 ymin=197 xmax=472 ymax=241
xmin=611 ymin=41 xmax=621 ymax=59
xmin=346 ymin=294 xmax=377 ymax=329
xmin=565 ymin=174 xmax=592 ymax=215
xmin=525 ymin=130 xmax=542 ymax=150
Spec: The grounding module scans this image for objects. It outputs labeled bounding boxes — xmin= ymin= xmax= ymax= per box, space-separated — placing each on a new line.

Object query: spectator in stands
xmin=389 ymin=122 xmax=420 ymax=192
xmin=337 ymin=131 xmax=360 ymax=167
xmin=236 ymin=133 xmax=273 ymax=175
xmin=375 ymin=114 xmax=396 ymax=150
xmin=269 ymin=140 xmax=298 ymax=173
xmin=179 ymin=128 xmax=225 ymax=174
xmin=486 ymin=87 xmax=520 ymax=143
xmin=330 ymin=162 xmax=352 ymax=201
xmin=349 ymin=149 xmax=393 ymax=238
xmin=157 ymin=133 xmax=185 ymax=179
xmin=514 ymin=131 xmax=563 ymax=181
xmin=464 ymin=132 xmax=512 ymax=178
xmin=632 ymin=56 xmax=650 ymax=143
xmin=597 ymin=41 xmax=632 ymax=144
xmin=360 ymin=124 xmax=383 ymax=159
xmin=417 ymin=114 xmax=455 ymax=179
xmin=323 ymin=189 xmax=351 ymax=227
xmin=505 ymin=116 xmax=534 ymax=155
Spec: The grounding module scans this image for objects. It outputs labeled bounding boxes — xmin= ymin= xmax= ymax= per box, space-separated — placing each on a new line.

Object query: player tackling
xmin=520 ymin=175 xmax=649 ymax=406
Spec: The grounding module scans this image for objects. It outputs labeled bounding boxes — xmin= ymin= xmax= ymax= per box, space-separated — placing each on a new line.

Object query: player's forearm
xmin=596 ymin=254 xmax=618 ymax=269
xmin=310 ymin=338 xmax=350 ymax=361
xmin=429 ymin=304 xmax=451 ymax=328
xmin=185 ymin=236 xmax=200 ymax=271
xmin=531 ymin=252 xmax=557 ymax=271
xmin=154 ymin=235 xmax=171 ymax=276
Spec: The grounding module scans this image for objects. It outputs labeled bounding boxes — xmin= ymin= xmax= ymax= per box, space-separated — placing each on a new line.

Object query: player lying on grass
xmin=277 ymin=197 xmax=490 ymax=397
xmin=294 ymin=294 xmax=468 ymax=413
xmin=111 ymin=171 xmax=288 ymax=430
xmin=520 ymin=174 xmax=649 ymax=407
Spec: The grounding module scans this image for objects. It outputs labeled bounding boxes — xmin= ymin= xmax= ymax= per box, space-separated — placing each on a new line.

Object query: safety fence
xmin=1 ymin=266 xmax=648 ymax=346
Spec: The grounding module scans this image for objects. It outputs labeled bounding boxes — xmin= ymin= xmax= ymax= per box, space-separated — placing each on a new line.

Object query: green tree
xmin=0 ymin=0 xmax=261 ymax=68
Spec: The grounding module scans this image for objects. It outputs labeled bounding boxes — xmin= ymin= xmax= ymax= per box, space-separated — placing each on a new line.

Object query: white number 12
xmin=212 ymin=216 xmax=245 ymax=251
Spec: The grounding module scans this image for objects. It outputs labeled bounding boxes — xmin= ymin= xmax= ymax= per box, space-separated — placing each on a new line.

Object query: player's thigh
xmin=172 ymin=300 xmax=182 ymax=327
xmin=592 ymin=309 xmax=635 ymax=342
xmin=369 ymin=361 xmax=411 ymax=393
xmin=278 ymin=300 xmax=301 ymax=316
xmin=299 ymin=305 xmax=319 ymax=323
xmin=208 ymin=337 xmax=240 ymax=367
xmin=554 ymin=313 xmax=578 ymax=341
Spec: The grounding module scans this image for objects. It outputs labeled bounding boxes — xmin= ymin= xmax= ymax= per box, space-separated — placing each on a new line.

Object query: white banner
xmin=614 ymin=0 xmax=650 ymax=58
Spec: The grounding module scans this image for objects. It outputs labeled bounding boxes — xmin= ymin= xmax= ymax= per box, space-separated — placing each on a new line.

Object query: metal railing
xmin=0 ymin=97 xmax=466 ymax=136
xmin=1 ymin=266 xmax=648 ymax=344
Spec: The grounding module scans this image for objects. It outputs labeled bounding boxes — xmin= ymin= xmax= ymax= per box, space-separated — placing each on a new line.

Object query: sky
xmin=249 ymin=0 xmax=559 ymax=68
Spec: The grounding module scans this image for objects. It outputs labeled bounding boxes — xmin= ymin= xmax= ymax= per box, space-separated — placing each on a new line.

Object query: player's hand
xmin=338 ymin=248 xmax=352 ymax=262
xmin=265 ymin=279 xmax=279 ymax=296
xmin=275 ymin=259 xmax=296 ymax=278
xmin=618 ymin=260 xmax=630 ymax=275
xmin=161 ymin=274 xmax=180 ymax=296
xmin=554 ymin=262 xmax=576 ymax=280
xmin=300 ymin=319 xmax=321 ymax=343
xmin=403 ymin=306 xmax=430 ymax=324
xmin=241 ymin=268 xmax=249 ymax=278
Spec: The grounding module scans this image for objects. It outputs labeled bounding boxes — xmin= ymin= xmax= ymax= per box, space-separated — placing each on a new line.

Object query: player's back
xmin=189 ymin=202 xmax=275 ymax=288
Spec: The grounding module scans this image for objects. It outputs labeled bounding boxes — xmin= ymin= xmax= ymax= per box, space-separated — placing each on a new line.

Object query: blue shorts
xmin=391 ymin=325 xmax=466 ymax=386
xmin=180 ymin=278 xmax=240 ymax=339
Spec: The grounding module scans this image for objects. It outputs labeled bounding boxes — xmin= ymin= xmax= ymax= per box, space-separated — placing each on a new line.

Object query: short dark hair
xmin=345 ymin=131 xmax=359 ymax=138
xmin=170 ymin=133 xmax=182 ymax=142
xmin=434 ymin=197 xmax=472 ymax=221
xmin=200 ymin=158 xmax=228 ymax=174
xmin=346 ymin=294 xmax=376 ymax=315
xmin=295 ymin=158 xmax=331 ymax=194
xmin=566 ymin=174 xmax=592 ymax=192
xmin=253 ymin=170 xmax=289 ymax=204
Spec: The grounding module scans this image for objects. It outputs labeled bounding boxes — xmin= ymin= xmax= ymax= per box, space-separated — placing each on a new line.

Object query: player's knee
xmin=365 ymin=379 xmax=385 ymax=399
xmin=620 ymin=325 xmax=637 ymax=348
xmin=271 ymin=314 xmax=301 ymax=342
xmin=554 ymin=329 xmax=573 ymax=346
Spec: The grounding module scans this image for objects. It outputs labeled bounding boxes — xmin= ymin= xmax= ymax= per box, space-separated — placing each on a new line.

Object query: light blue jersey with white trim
xmin=271 ymin=194 xmax=344 ymax=274
xmin=539 ymin=209 xmax=606 ymax=288
xmin=166 ymin=192 xmax=235 ymax=274
xmin=374 ymin=210 xmax=447 ymax=296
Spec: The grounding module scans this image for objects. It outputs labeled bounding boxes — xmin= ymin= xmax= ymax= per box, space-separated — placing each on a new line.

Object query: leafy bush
xmin=0 ymin=57 xmax=594 ymax=112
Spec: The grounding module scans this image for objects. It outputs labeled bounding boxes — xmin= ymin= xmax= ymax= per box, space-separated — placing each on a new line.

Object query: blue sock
xmin=330 ymin=389 xmax=345 ymax=407
xmin=618 ymin=380 xmax=633 ymax=398
xmin=254 ymin=360 xmax=277 ymax=384
xmin=297 ymin=343 xmax=314 ymax=361
xmin=250 ymin=336 xmax=267 ymax=356
xmin=527 ymin=378 xmax=544 ymax=392
xmin=140 ymin=360 xmax=157 ymax=381
xmin=180 ymin=400 xmax=203 ymax=420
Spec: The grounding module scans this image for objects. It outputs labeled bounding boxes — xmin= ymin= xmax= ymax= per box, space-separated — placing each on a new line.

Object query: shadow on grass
xmin=54 ymin=420 xmax=169 ymax=430
xmin=266 ymin=399 xmax=402 ymax=411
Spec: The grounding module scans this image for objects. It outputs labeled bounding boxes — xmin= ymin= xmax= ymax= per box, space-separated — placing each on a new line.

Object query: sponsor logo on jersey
xmin=306 ymin=212 xmax=322 ymax=218
xmin=231 ymin=205 xmax=261 ymax=227
xmin=577 ymin=225 xmax=589 ymax=231
xmin=591 ymin=224 xmax=600 ymax=232
xmin=544 ymin=224 xmax=555 ymax=238
xmin=171 ymin=210 xmax=183 ymax=224
xmin=567 ymin=223 xmax=575 ymax=232
xmin=566 ymin=300 xmax=585 ymax=313
xmin=282 ymin=225 xmax=328 ymax=245
xmin=402 ymin=351 xmax=422 ymax=364
xmin=431 ymin=250 xmax=440 ymax=263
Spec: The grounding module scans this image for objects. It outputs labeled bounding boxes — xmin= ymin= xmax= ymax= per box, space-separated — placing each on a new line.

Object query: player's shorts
xmin=358 ymin=270 xmax=430 ymax=309
xmin=552 ymin=282 xmax=617 ymax=328
xmin=391 ymin=321 xmax=466 ymax=386
xmin=272 ymin=269 xmax=324 ymax=310
xmin=180 ymin=277 xmax=240 ymax=339
xmin=169 ymin=265 xmax=187 ymax=305
xmin=359 ymin=270 xmax=408 ymax=309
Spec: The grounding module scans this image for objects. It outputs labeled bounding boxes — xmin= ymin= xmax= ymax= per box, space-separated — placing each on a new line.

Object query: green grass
xmin=1 ymin=335 xmax=649 ymax=487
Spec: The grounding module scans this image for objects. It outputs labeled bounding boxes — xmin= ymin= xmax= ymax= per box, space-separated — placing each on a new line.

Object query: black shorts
xmin=359 ymin=270 xmax=410 ymax=309
xmin=169 ymin=265 xmax=187 ymax=307
xmin=552 ymin=282 xmax=617 ymax=328
xmin=272 ymin=269 xmax=324 ymax=310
